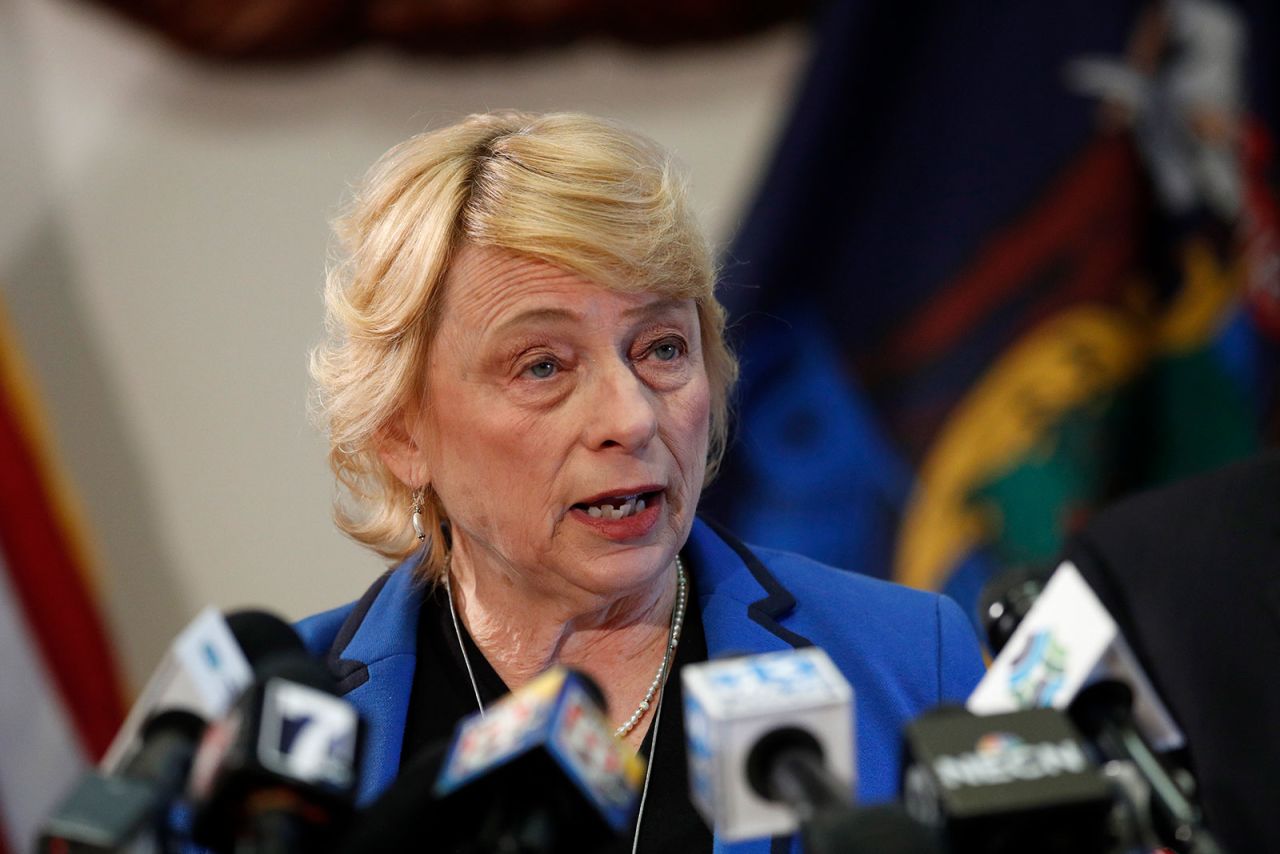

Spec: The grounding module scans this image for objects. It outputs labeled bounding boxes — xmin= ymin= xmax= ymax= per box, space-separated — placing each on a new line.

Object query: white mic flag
xmin=968 ymin=561 xmax=1183 ymax=751
xmin=682 ymin=647 xmax=854 ymax=841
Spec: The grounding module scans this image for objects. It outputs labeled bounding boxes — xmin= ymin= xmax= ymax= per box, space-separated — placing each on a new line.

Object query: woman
xmin=301 ymin=111 xmax=984 ymax=852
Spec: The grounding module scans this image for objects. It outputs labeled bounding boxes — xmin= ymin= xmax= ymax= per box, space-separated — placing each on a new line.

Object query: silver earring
xmin=411 ymin=487 xmax=427 ymax=542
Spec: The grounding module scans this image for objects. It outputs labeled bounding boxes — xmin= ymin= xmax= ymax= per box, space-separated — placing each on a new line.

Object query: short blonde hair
xmin=311 ymin=111 xmax=738 ymax=579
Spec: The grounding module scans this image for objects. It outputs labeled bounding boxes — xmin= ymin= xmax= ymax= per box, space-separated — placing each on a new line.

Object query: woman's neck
xmin=445 ymin=545 xmax=678 ymax=750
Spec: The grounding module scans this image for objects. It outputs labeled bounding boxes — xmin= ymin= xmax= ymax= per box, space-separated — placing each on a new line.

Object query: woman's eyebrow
xmin=492 ymin=306 xmax=582 ymax=336
xmin=621 ymin=297 xmax=690 ymax=321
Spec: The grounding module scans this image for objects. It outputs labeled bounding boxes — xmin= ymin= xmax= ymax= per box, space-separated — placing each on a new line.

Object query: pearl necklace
xmin=617 ymin=557 xmax=687 ymax=738
xmin=443 ymin=557 xmax=686 ymax=853
xmin=443 ymin=556 xmax=688 ymax=737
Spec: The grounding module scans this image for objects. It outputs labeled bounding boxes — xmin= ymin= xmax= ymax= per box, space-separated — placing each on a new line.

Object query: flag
xmin=702 ymin=0 xmax=1279 ymax=624
xmin=0 ymin=295 xmax=127 ymax=852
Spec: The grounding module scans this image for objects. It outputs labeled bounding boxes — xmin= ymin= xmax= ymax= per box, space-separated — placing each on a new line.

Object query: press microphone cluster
xmin=38 ymin=610 xmax=364 ymax=854
xmin=39 ymin=566 xmax=1230 ymax=853
xmin=186 ymin=645 xmax=364 ymax=853
xmin=678 ymin=632 xmax=1226 ymax=853
xmin=966 ymin=561 xmax=1228 ymax=854
xmin=42 ymin=602 xmax=650 ymax=854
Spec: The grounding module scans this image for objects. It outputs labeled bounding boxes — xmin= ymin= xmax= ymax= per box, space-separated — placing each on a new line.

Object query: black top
xmin=401 ymin=565 xmax=714 ymax=854
xmin=1061 ymin=451 xmax=1280 ymax=854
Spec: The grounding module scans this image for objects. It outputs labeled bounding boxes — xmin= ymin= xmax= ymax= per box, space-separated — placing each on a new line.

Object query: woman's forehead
xmin=439 ymin=245 xmax=695 ymax=336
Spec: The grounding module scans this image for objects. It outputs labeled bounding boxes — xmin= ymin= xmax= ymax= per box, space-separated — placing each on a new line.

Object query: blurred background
xmin=0 ymin=0 xmax=1275 ymax=849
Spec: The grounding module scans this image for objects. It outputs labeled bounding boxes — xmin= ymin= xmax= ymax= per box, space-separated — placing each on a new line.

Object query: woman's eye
xmin=527 ymin=360 xmax=558 ymax=379
xmin=652 ymin=340 xmax=683 ymax=362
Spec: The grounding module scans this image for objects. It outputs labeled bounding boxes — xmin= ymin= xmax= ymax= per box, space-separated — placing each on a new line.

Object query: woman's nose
xmin=581 ymin=361 xmax=659 ymax=452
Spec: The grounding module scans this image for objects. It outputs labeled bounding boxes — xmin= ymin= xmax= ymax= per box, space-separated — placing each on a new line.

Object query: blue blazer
xmin=297 ymin=518 xmax=985 ymax=853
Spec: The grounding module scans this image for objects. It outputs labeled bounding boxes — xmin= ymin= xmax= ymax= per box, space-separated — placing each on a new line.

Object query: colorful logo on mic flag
xmin=436 ymin=668 xmax=562 ymax=793
xmin=433 ymin=667 xmax=643 ymax=833
xmin=1008 ymin=631 xmax=1069 ymax=707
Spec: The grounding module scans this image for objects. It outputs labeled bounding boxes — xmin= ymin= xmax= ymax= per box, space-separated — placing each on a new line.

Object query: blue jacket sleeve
xmin=937 ymin=594 xmax=987 ymax=703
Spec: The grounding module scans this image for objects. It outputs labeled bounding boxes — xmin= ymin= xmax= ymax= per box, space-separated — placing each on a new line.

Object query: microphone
xmin=969 ymin=563 xmax=1228 ymax=854
xmin=968 ymin=561 xmax=1184 ymax=751
xmin=681 ymin=647 xmax=854 ymax=842
xmin=901 ymin=705 xmax=1115 ymax=853
xmin=36 ymin=609 xmax=307 ymax=853
xmin=976 ymin=566 xmax=1051 ymax=657
xmin=434 ymin=667 xmax=643 ymax=853
xmin=187 ymin=635 xmax=364 ymax=854
xmin=1069 ymin=680 xmax=1226 ymax=854
xmin=329 ymin=739 xmax=451 ymax=853
xmin=100 ymin=608 xmax=258 ymax=773
xmin=745 ymin=726 xmax=942 ymax=854
xmin=796 ymin=805 xmax=945 ymax=854
xmin=335 ymin=666 xmax=644 ymax=854
xmin=37 ymin=710 xmax=206 ymax=853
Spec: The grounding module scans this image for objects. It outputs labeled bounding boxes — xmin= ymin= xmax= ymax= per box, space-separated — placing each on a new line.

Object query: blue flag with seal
xmin=702 ymin=0 xmax=1280 ymax=627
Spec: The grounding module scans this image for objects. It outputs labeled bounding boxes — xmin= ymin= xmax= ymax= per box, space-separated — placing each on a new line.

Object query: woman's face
xmin=404 ymin=245 xmax=711 ymax=601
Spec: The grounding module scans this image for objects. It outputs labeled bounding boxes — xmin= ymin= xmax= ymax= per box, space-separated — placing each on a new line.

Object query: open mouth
xmin=571 ymin=490 xmax=663 ymax=521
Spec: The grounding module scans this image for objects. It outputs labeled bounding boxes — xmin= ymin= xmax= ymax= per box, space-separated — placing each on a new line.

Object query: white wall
xmin=0 ymin=0 xmax=808 ymax=690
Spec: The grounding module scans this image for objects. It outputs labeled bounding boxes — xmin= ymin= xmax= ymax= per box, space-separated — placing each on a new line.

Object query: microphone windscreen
xmin=252 ymin=649 xmax=339 ymax=693
xmin=138 ymin=709 xmax=206 ymax=746
xmin=332 ymin=741 xmax=451 ymax=853
xmin=225 ymin=610 xmax=309 ymax=666
xmin=976 ymin=568 xmax=1051 ymax=656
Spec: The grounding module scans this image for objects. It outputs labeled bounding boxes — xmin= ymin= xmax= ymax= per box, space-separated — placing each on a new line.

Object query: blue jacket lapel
xmin=324 ymin=564 xmax=424 ymax=804
xmin=321 ymin=519 xmax=808 ymax=838
xmin=687 ymin=518 xmax=811 ymax=660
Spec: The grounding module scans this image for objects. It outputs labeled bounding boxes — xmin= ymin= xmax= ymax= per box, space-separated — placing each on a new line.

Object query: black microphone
xmin=747 ymin=726 xmax=848 ymax=819
xmin=37 ymin=710 xmax=205 ymax=853
xmin=37 ymin=609 xmax=310 ymax=853
xmin=799 ymin=805 xmax=946 ymax=854
xmin=971 ymin=564 xmax=1229 ymax=853
xmin=223 ymin=609 xmax=312 ymax=667
xmin=1068 ymin=680 xmax=1226 ymax=854
xmin=334 ymin=667 xmax=643 ymax=854
xmin=902 ymin=705 xmax=1116 ymax=854
xmin=187 ymin=642 xmax=364 ymax=854
xmin=977 ymin=567 xmax=1051 ymax=657
xmin=746 ymin=727 xmax=942 ymax=854
xmin=330 ymin=739 xmax=452 ymax=853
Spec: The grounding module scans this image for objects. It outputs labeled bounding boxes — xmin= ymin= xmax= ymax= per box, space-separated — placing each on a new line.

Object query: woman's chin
xmin=568 ymin=548 xmax=677 ymax=602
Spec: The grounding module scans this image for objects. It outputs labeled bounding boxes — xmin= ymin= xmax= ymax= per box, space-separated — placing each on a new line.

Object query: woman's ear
xmin=376 ymin=412 xmax=430 ymax=489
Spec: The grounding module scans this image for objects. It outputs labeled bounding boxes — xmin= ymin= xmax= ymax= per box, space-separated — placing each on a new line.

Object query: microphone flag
xmin=434 ymin=667 xmax=645 ymax=835
xmin=681 ymin=647 xmax=854 ymax=841
xmin=967 ymin=561 xmax=1183 ymax=751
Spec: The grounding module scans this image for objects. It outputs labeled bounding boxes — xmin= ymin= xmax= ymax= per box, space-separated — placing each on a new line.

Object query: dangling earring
xmin=411 ymin=486 xmax=427 ymax=542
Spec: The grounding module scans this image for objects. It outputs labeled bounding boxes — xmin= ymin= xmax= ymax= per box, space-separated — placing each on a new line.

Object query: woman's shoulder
xmin=689 ymin=521 xmax=985 ymax=704
xmin=763 ymin=543 xmax=985 ymax=703
xmin=690 ymin=519 xmax=968 ymax=631
xmin=752 ymin=542 xmax=945 ymax=612
xmin=296 ymin=600 xmax=358 ymax=658
xmin=294 ymin=563 xmax=418 ymax=662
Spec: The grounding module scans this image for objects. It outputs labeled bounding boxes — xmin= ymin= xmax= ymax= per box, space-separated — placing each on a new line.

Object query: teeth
xmin=580 ymin=493 xmax=653 ymax=520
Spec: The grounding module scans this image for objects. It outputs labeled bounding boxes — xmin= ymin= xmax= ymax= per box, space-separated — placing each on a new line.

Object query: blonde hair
xmin=311 ymin=111 xmax=738 ymax=579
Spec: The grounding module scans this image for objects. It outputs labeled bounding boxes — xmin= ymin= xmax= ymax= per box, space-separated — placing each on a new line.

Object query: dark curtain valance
xmin=82 ymin=0 xmax=812 ymax=60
